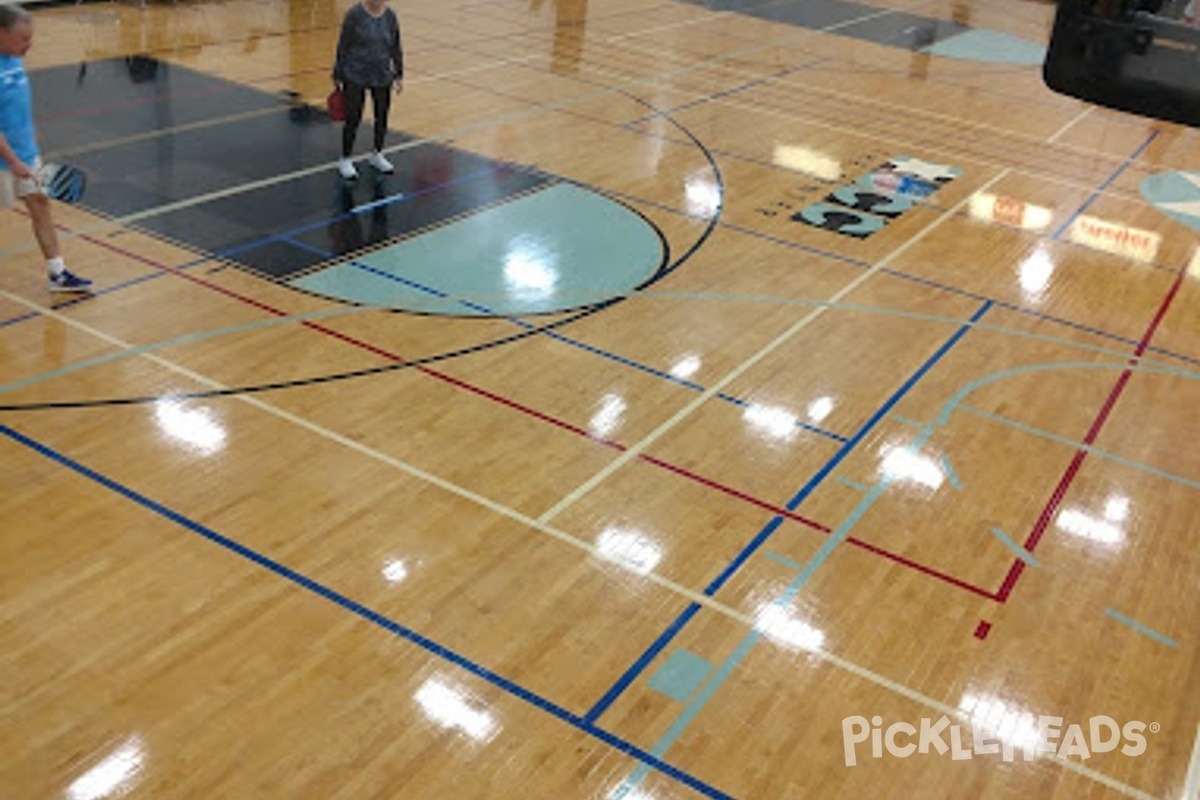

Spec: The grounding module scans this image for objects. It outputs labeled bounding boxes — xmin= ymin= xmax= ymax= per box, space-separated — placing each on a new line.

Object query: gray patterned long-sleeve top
xmin=333 ymin=3 xmax=404 ymax=88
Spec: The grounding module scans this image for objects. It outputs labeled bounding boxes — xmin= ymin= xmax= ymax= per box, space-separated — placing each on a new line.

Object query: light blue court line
xmin=1106 ymin=608 xmax=1179 ymax=649
xmin=763 ymin=551 xmax=802 ymax=571
xmin=1053 ymin=131 xmax=1159 ymax=241
xmin=892 ymin=414 xmax=925 ymax=429
xmin=837 ymin=476 xmax=870 ymax=492
xmin=941 ymin=454 xmax=962 ymax=490
xmin=647 ymin=650 xmax=714 ymax=703
xmin=615 ymin=467 xmax=902 ymax=797
xmin=989 ymin=527 xmax=1041 ymax=568
xmin=609 ymin=630 xmax=765 ymax=800
xmin=0 ymin=305 xmax=374 ymax=396
xmin=935 ymin=360 xmax=1200 ymax=429
xmin=0 ymin=424 xmax=736 ymax=800
xmin=962 ymin=403 xmax=1200 ymax=493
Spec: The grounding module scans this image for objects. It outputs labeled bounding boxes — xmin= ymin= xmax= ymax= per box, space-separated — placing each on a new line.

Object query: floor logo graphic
xmin=793 ymin=156 xmax=961 ymax=239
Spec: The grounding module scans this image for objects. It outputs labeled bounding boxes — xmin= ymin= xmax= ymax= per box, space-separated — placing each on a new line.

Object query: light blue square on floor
xmin=648 ymin=649 xmax=713 ymax=703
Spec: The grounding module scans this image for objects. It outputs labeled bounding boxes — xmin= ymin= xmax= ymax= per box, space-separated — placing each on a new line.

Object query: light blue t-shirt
xmin=0 ymin=54 xmax=38 ymax=170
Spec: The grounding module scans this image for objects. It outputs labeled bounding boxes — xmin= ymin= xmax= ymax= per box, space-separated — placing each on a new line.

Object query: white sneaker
xmin=338 ymin=157 xmax=358 ymax=180
xmin=367 ymin=151 xmax=394 ymax=173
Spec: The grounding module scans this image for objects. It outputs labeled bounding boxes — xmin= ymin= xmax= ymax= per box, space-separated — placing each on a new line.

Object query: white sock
xmin=47 ymin=257 xmax=66 ymax=277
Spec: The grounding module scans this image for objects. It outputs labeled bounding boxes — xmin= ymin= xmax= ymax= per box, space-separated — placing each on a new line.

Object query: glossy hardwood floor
xmin=1 ymin=0 xmax=1198 ymax=798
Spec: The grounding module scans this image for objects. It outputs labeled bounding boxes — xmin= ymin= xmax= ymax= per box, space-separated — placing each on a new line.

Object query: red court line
xmin=30 ymin=222 xmax=997 ymax=600
xmin=994 ymin=270 xmax=1184 ymax=604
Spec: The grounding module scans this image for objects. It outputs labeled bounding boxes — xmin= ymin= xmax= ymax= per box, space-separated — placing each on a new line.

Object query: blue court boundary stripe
xmin=1053 ymin=131 xmax=1159 ymax=241
xmin=0 ymin=423 xmax=737 ymax=800
xmin=584 ymin=299 xmax=992 ymax=723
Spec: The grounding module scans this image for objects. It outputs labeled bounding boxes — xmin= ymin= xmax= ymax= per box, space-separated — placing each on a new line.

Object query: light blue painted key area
xmin=921 ymin=29 xmax=1046 ymax=65
xmin=648 ymin=649 xmax=714 ymax=703
xmin=290 ymin=182 xmax=666 ymax=316
xmin=1141 ymin=170 xmax=1200 ymax=231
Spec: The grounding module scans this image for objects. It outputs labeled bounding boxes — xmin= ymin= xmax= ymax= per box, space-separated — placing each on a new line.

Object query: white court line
xmin=1048 ymin=106 xmax=1094 ymax=144
xmin=0 ymin=271 xmax=1167 ymax=800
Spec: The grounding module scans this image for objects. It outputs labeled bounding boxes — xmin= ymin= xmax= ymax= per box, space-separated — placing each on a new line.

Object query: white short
xmin=0 ymin=159 xmax=48 ymax=208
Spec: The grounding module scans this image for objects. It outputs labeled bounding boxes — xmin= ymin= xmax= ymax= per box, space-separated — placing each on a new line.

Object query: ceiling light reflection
xmin=503 ymin=238 xmax=557 ymax=297
xmin=589 ymin=393 xmax=626 ymax=437
xmin=669 ymin=355 xmax=701 ymax=380
xmin=1057 ymin=508 xmax=1123 ymax=544
xmin=806 ymin=396 xmax=835 ymax=423
xmin=743 ymin=403 xmax=798 ymax=441
xmin=414 ymin=678 xmax=498 ymax=742
xmin=959 ymin=693 xmax=1041 ymax=750
xmin=684 ymin=171 xmax=721 ymax=218
xmin=772 ymin=144 xmax=842 ymax=180
xmin=382 ymin=559 xmax=408 ymax=584
xmin=1018 ymin=246 xmax=1055 ymax=299
xmin=755 ymin=604 xmax=825 ymax=651
xmin=154 ymin=399 xmax=226 ymax=455
xmin=1068 ymin=216 xmax=1161 ymax=263
xmin=66 ymin=736 xmax=146 ymax=800
xmin=595 ymin=527 xmax=662 ymax=575
xmin=968 ymin=192 xmax=1053 ymax=231
xmin=879 ymin=446 xmax=944 ymax=490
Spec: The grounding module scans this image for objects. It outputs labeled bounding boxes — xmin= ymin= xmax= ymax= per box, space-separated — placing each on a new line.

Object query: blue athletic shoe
xmin=48 ymin=269 xmax=94 ymax=293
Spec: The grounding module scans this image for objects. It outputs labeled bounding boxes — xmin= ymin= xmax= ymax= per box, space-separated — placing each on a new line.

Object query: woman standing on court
xmin=332 ymin=0 xmax=404 ymax=180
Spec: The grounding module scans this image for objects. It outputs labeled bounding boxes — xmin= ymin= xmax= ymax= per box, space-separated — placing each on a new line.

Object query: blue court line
xmin=0 ymin=310 xmax=40 ymax=329
xmin=584 ymin=299 xmax=993 ymax=724
xmin=0 ymin=423 xmax=737 ymax=800
xmin=989 ymin=526 xmax=1041 ymax=568
xmin=836 ymin=476 xmax=869 ymax=492
xmin=279 ymin=234 xmax=850 ymax=443
xmin=1053 ymin=131 xmax=1159 ymax=241
xmin=1105 ymin=608 xmax=1178 ymax=649
xmin=941 ymin=454 xmax=962 ymax=489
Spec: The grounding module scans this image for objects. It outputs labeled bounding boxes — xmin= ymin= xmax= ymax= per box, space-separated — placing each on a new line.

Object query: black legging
xmin=341 ymin=83 xmax=391 ymax=156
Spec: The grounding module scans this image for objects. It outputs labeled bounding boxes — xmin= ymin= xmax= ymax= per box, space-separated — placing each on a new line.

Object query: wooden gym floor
xmin=1 ymin=0 xmax=1198 ymax=798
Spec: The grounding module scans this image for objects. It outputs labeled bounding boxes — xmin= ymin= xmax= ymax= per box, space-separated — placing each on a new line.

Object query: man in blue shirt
xmin=0 ymin=4 xmax=91 ymax=292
